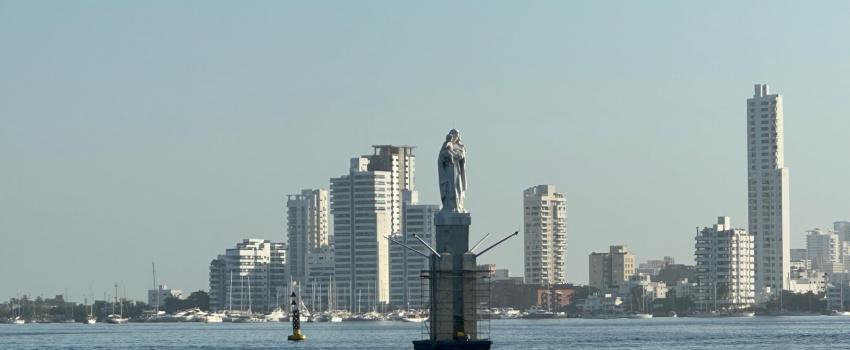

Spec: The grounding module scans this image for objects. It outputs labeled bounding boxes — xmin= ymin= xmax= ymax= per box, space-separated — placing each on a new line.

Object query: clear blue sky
xmin=2 ymin=1 xmax=849 ymax=301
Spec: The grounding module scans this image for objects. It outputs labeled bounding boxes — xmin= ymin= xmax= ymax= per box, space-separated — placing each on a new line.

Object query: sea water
xmin=1 ymin=316 xmax=848 ymax=349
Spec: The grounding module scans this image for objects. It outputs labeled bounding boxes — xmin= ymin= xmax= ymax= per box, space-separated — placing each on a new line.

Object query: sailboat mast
xmin=152 ymin=262 xmax=159 ymax=312
xmin=113 ymin=283 xmax=118 ymax=315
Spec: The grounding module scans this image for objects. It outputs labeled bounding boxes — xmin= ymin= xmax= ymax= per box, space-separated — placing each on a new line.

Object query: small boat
xmin=401 ymin=316 xmax=428 ymax=323
xmin=85 ymin=317 xmax=97 ymax=325
xmin=627 ymin=313 xmax=653 ymax=319
xmin=831 ymin=310 xmax=850 ymax=316
xmin=105 ymin=314 xmax=128 ymax=324
xmin=727 ymin=311 xmax=755 ymax=317
xmin=264 ymin=307 xmax=286 ymax=322
xmin=12 ymin=317 xmax=26 ymax=325
xmin=522 ymin=306 xmax=555 ymax=319
xmin=202 ymin=313 xmax=224 ymax=323
xmin=330 ymin=316 xmax=343 ymax=323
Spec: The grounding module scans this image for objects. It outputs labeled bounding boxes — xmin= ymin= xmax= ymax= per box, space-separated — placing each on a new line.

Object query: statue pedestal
xmin=415 ymin=211 xmax=490 ymax=350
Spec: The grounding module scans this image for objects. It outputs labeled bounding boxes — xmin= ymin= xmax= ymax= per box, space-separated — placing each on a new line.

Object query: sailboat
xmin=106 ymin=283 xmax=129 ymax=324
xmin=628 ymin=288 xmax=653 ymax=319
xmin=84 ymin=297 xmax=97 ymax=324
xmin=9 ymin=300 xmax=25 ymax=324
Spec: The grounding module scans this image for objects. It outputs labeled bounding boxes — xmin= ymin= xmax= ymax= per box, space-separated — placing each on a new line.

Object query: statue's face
xmin=448 ymin=129 xmax=460 ymax=142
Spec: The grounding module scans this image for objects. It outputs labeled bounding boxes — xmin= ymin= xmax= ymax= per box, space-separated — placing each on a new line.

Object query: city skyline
xmin=3 ymin=1 xmax=850 ymax=301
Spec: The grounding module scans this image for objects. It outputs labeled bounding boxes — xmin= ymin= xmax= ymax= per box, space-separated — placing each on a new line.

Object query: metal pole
xmin=475 ymin=231 xmax=519 ymax=257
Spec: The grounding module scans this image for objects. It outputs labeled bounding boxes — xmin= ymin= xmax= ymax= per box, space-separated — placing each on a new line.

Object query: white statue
xmin=438 ymin=129 xmax=467 ymax=213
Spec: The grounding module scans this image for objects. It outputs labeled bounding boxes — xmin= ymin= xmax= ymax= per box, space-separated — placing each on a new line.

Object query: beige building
xmin=523 ymin=185 xmax=567 ymax=285
xmin=588 ymin=245 xmax=635 ymax=291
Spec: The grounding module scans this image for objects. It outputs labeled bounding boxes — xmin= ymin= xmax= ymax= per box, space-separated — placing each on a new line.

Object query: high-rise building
xmin=694 ymin=216 xmax=756 ymax=311
xmin=286 ymin=189 xmax=330 ymax=286
xmin=389 ymin=203 xmax=439 ymax=309
xmin=330 ymin=157 xmax=393 ymax=312
xmin=523 ymin=185 xmax=567 ymax=285
xmin=747 ymin=83 xmax=791 ymax=295
xmin=209 ymin=239 xmax=288 ymax=312
xmin=363 ymin=145 xmax=416 ymax=236
xmin=806 ymin=228 xmax=843 ymax=273
xmin=588 ymin=245 xmax=635 ymax=291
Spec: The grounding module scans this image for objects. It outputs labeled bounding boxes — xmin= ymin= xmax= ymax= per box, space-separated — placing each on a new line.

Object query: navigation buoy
xmin=288 ymin=291 xmax=306 ymax=341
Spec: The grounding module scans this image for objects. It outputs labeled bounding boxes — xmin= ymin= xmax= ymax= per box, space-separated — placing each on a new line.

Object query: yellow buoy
xmin=288 ymin=329 xmax=306 ymax=341
xmin=288 ymin=290 xmax=306 ymax=341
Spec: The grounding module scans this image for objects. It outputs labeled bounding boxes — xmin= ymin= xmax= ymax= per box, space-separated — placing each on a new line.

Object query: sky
xmin=2 ymin=1 xmax=850 ymax=302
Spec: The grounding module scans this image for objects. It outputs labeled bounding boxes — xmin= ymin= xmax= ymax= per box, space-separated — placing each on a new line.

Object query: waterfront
xmin=2 ymin=317 xmax=849 ymax=349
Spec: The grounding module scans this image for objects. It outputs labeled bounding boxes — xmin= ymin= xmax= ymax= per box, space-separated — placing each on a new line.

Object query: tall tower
xmin=522 ymin=185 xmax=567 ymax=285
xmin=330 ymin=157 xmax=392 ymax=311
xmin=286 ymin=189 xmax=329 ymax=286
xmin=747 ymin=83 xmax=790 ymax=296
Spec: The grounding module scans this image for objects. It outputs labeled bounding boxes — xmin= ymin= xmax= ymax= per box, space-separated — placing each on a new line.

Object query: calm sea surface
xmin=2 ymin=317 xmax=849 ymax=349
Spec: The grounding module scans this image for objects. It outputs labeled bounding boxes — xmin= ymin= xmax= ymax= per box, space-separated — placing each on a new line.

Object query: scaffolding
xmin=419 ymin=268 xmax=491 ymax=341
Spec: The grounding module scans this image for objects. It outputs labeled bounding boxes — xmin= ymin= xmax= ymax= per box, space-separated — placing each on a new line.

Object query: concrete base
xmin=413 ymin=340 xmax=492 ymax=350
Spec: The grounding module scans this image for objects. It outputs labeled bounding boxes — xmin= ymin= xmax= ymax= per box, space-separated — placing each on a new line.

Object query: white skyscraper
xmin=523 ymin=185 xmax=567 ymax=285
xmin=330 ymin=157 xmax=392 ymax=311
xmin=694 ymin=217 xmax=756 ymax=311
xmin=286 ymin=189 xmax=330 ymax=285
xmin=747 ymin=83 xmax=790 ymax=296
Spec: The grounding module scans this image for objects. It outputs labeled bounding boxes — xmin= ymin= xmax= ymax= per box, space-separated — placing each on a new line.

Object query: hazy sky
xmin=2 ymin=1 xmax=850 ymax=302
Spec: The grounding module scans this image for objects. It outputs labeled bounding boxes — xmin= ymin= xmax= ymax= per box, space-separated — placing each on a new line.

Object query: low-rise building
xmin=588 ymin=245 xmax=635 ymax=291
xmin=148 ymin=285 xmax=183 ymax=309
xmin=789 ymin=270 xmax=827 ymax=294
xmin=826 ymin=278 xmax=850 ymax=311
xmin=637 ymin=257 xmax=674 ymax=277
xmin=581 ymin=293 xmax=623 ymax=315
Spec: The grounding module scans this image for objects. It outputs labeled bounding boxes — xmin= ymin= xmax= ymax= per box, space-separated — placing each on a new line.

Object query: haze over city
xmin=2 ymin=0 xmax=850 ymax=302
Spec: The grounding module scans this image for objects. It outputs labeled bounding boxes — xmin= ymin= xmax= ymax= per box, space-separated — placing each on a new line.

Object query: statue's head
xmin=448 ymin=129 xmax=461 ymax=142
